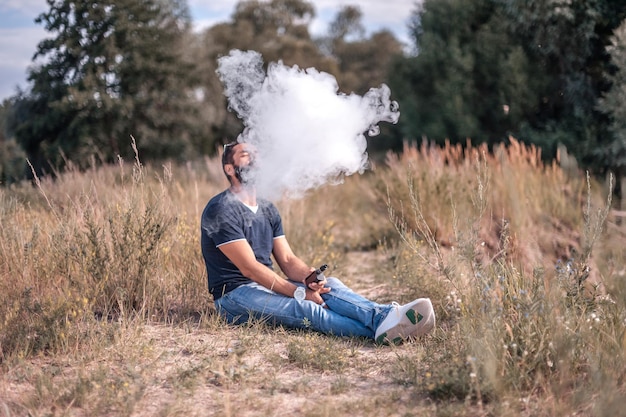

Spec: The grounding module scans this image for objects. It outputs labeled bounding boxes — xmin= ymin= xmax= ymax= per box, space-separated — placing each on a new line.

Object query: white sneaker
xmin=374 ymin=298 xmax=435 ymax=345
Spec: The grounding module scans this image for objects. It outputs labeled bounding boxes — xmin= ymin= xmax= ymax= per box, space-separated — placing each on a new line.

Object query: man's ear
xmin=224 ymin=164 xmax=234 ymax=176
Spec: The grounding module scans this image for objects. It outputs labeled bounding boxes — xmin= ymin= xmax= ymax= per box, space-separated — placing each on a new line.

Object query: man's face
xmin=227 ymin=143 xmax=256 ymax=185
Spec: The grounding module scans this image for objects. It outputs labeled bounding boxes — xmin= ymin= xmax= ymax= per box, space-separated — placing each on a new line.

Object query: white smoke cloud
xmin=216 ymin=49 xmax=400 ymax=199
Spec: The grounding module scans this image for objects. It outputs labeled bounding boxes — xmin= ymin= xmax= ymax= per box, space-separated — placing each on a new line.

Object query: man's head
xmin=222 ymin=141 xmax=238 ymax=175
xmin=221 ymin=141 xmax=256 ymax=186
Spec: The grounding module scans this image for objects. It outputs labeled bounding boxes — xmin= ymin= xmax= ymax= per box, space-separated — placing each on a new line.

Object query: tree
xmin=597 ymin=19 xmax=626 ymax=208
xmin=496 ymin=0 xmax=626 ymax=164
xmin=325 ymin=6 xmax=403 ymax=95
xmin=390 ymin=0 xmax=626 ymax=169
xmin=328 ymin=5 xmax=364 ymax=41
xmin=196 ymin=0 xmax=339 ymax=143
xmin=204 ymin=0 xmax=334 ymax=68
xmin=0 ymin=99 xmax=27 ymax=184
xmin=10 ymin=0 xmax=205 ymax=177
xmin=389 ymin=0 xmax=526 ymax=146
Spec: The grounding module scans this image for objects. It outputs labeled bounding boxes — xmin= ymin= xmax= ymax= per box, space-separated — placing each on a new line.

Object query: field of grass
xmin=1 ymin=139 xmax=624 ymax=416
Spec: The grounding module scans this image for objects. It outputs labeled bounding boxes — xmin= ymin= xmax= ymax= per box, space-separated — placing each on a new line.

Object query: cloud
xmin=0 ymin=0 xmax=47 ymax=99
xmin=0 ymin=26 xmax=47 ymax=98
xmin=0 ymin=27 xmax=46 ymax=68
xmin=188 ymin=0 xmax=237 ymax=13
xmin=0 ymin=0 xmax=47 ymax=17
xmin=312 ymin=0 xmax=416 ymax=37
xmin=188 ymin=0 xmax=237 ymax=31
xmin=187 ymin=0 xmax=418 ymax=42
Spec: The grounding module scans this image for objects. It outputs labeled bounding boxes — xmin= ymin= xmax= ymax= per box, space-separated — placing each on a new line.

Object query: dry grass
xmin=1 ymin=138 xmax=624 ymax=416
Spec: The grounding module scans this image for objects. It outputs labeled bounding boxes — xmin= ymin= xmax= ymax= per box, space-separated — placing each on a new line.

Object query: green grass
xmin=0 ymin=139 xmax=624 ymax=416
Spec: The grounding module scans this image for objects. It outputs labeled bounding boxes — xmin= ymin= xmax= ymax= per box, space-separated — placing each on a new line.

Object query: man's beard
xmin=234 ymin=164 xmax=255 ymax=186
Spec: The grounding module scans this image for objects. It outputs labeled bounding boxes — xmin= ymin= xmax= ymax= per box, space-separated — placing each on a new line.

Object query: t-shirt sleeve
xmin=268 ymin=203 xmax=285 ymax=238
xmin=203 ymin=205 xmax=246 ymax=247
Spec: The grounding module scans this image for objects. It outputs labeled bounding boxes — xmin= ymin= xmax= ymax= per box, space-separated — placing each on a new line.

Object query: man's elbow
xmin=238 ymin=263 xmax=262 ymax=280
xmin=238 ymin=266 xmax=254 ymax=278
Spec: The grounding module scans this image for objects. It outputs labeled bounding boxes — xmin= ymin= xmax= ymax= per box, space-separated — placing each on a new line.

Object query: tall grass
xmin=380 ymin=139 xmax=625 ymax=415
xmin=0 ymin=138 xmax=624 ymax=416
xmin=0 ymin=153 xmax=219 ymax=362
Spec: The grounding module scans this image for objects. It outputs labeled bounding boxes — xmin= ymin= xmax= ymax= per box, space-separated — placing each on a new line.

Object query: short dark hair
xmin=221 ymin=141 xmax=238 ymax=182
xmin=222 ymin=142 xmax=237 ymax=166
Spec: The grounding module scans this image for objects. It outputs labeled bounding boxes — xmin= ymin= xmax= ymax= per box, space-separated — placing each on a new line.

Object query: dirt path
xmin=124 ymin=250 xmax=431 ymax=416
xmin=2 ymin=249 xmax=437 ymax=417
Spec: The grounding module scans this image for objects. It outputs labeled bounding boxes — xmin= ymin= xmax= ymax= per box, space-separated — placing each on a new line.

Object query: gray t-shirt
xmin=201 ymin=189 xmax=284 ymax=299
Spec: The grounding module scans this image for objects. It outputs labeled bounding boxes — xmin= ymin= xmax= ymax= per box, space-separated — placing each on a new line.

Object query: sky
xmin=0 ymin=0 xmax=419 ymax=103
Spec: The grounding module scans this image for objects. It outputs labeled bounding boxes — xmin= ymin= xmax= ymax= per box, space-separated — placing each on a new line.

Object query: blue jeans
xmin=214 ymin=277 xmax=393 ymax=339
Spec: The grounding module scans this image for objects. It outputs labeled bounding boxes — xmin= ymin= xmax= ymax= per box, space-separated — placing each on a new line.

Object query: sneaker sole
xmin=376 ymin=299 xmax=434 ymax=345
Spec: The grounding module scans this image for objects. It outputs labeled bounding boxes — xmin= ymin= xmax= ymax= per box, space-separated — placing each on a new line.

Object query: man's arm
xmin=271 ymin=236 xmax=314 ymax=282
xmin=219 ymin=238 xmax=328 ymax=304
xmin=218 ymin=239 xmax=301 ymax=298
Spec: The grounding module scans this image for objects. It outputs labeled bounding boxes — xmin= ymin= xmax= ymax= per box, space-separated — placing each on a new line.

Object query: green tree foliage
xmin=391 ymin=0 xmax=626 ymax=169
xmin=0 ymin=99 xmax=26 ymax=184
xmin=10 ymin=0 xmax=206 ymax=177
xmin=325 ymin=6 xmax=403 ymax=95
xmin=390 ymin=0 xmax=528 ymax=146
xmin=597 ymin=19 xmax=626 ymax=203
xmin=497 ymin=0 xmax=626 ymax=163
xmin=598 ymin=20 xmax=626 ymax=171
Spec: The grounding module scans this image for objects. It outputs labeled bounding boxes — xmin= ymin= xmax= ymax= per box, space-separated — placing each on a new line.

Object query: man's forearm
xmin=218 ymin=240 xmax=300 ymax=297
xmin=278 ymin=256 xmax=313 ymax=282
xmin=245 ymin=261 xmax=300 ymax=297
xmin=272 ymin=237 xmax=314 ymax=282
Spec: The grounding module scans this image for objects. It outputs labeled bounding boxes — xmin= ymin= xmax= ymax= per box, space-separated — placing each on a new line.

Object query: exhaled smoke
xmin=216 ymin=49 xmax=400 ymax=199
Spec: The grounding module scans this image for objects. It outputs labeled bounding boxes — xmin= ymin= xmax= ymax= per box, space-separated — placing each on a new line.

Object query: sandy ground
xmin=1 ymin=250 xmax=443 ymax=417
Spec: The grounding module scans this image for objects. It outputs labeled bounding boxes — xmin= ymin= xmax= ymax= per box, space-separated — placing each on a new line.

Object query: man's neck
xmin=229 ymin=185 xmax=257 ymax=206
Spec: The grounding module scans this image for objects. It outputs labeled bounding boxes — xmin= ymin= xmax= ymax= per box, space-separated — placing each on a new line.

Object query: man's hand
xmin=305 ymin=279 xmax=330 ymax=307
xmin=306 ymin=279 xmax=328 ymax=292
